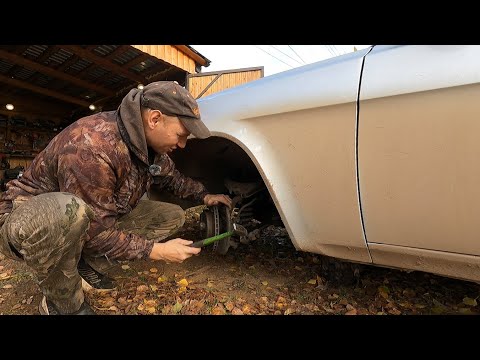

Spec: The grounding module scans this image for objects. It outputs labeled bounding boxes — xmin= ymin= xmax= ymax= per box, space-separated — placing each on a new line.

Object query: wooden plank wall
xmin=187 ymin=67 xmax=264 ymax=99
xmin=132 ymin=45 xmax=196 ymax=74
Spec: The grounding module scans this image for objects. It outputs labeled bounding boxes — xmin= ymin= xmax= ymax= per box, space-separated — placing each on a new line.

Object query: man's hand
xmin=203 ymin=194 xmax=232 ymax=209
xmin=149 ymin=238 xmax=200 ymax=263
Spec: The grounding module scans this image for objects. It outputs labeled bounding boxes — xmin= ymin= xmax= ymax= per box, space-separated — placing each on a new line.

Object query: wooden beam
xmin=146 ymin=66 xmax=179 ymax=82
xmin=0 ymin=73 xmax=90 ymax=107
xmin=61 ymin=45 xmax=146 ymax=84
xmin=0 ymin=49 xmax=113 ymax=97
xmin=123 ymin=53 xmax=150 ymax=68
xmin=57 ymin=52 xmax=80 ymax=71
xmin=36 ymin=45 xmax=59 ymax=63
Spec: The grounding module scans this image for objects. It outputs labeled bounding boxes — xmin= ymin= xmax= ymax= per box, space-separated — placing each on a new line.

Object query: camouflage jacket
xmin=0 ymin=110 xmax=209 ymax=260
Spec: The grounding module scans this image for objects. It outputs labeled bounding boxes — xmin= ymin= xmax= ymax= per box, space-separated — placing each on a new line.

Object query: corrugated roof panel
xmin=0 ymin=59 xmax=14 ymax=73
xmin=14 ymin=67 xmax=36 ymax=81
xmin=24 ymin=45 xmax=48 ymax=59
xmin=68 ymin=58 xmax=92 ymax=73
xmin=84 ymin=67 xmax=109 ymax=82
xmin=102 ymin=73 xmax=125 ymax=87
xmin=113 ymin=48 xmax=141 ymax=65
xmin=46 ymin=49 xmax=74 ymax=66
xmin=93 ymin=45 xmax=118 ymax=57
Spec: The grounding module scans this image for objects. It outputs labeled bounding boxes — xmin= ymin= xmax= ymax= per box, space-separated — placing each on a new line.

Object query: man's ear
xmin=147 ymin=109 xmax=163 ymax=129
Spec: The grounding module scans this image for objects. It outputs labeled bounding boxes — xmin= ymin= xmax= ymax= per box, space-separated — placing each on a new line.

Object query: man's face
xmin=145 ymin=110 xmax=190 ymax=154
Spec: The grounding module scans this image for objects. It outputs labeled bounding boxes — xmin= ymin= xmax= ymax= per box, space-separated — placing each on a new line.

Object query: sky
xmin=192 ymin=45 xmax=371 ymax=77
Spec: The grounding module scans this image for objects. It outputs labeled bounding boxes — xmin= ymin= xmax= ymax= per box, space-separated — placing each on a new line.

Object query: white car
xmin=152 ymin=45 xmax=480 ymax=284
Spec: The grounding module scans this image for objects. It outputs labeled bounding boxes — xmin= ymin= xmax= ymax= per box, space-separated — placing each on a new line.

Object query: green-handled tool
xmin=190 ymin=223 xmax=247 ymax=248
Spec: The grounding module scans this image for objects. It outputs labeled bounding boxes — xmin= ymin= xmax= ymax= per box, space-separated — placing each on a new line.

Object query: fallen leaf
xmin=117 ymin=297 xmax=127 ymax=304
xmin=177 ymin=278 xmax=189 ymax=287
xmin=121 ymin=265 xmax=130 ymax=270
xmin=144 ymin=299 xmax=157 ymax=307
xmin=146 ymin=307 xmax=156 ymax=314
xmin=136 ymin=285 xmax=149 ymax=293
xmin=157 ymin=276 xmax=167 ymax=283
xmin=12 ymin=304 xmax=21 ymax=310
xmin=137 ymin=304 xmax=145 ymax=311
xmin=207 ymin=281 xmax=214 ymax=288
xmin=431 ymin=306 xmax=446 ymax=314
xmin=2 ymin=284 xmax=12 ymax=289
xmin=231 ymin=308 xmax=244 ymax=315
xmin=378 ymin=286 xmax=390 ymax=299
xmin=387 ymin=308 xmax=401 ymax=315
xmin=458 ymin=307 xmax=475 ymax=314
xmin=463 ymin=297 xmax=477 ymax=307
xmin=0 ymin=272 xmax=9 ymax=278
xmin=225 ymin=302 xmax=234 ymax=311
xmin=211 ymin=306 xmax=226 ymax=315
xmin=284 ymin=308 xmax=295 ymax=315
xmin=307 ymin=279 xmax=317 ymax=285
xmin=242 ymin=304 xmax=254 ymax=314
xmin=108 ymin=306 xmax=119 ymax=311
xmin=261 ymin=281 xmax=268 ymax=286
xmin=149 ymin=268 xmax=158 ymax=273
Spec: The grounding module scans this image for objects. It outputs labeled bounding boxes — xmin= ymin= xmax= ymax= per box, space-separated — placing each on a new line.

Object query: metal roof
xmin=0 ymin=45 xmax=206 ymax=124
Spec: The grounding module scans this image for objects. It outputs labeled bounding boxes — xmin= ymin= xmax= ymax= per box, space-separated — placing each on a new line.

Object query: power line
xmin=331 ymin=45 xmax=344 ymax=56
xmin=288 ymin=45 xmax=306 ymax=64
xmin=323 ymin=45 xmax=336 ymax=57
xmin=269 ymin=45 xmax=303 ymax=66
xmin=253 ymin=45 xmax=294 ymax=69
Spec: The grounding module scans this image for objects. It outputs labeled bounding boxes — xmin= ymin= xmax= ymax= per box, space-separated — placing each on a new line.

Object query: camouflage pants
xmin=0 ymin=192 xmax=185 ymax=314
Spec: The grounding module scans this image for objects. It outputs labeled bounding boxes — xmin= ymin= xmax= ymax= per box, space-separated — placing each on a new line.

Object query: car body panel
xmin=199 ymin=49 xmax=372 ymax=263
xmin=190 ymin=45 xmax=480 ymax=283
xmin=360 ymin=45 xmax=480 ymax=257
xmin=368 ymin=243 xmax=480 ymax=282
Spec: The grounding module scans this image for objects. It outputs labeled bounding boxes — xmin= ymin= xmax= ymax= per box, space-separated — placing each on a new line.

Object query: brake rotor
xmin=199 ymin=205 xmax=232 ymax=255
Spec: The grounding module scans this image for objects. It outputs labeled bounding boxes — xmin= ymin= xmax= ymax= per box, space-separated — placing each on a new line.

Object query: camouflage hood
xmin=117 ymin=88 xmax=149 ymax=166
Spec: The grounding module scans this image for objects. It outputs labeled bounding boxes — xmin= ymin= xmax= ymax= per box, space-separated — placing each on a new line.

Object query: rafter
xmin=0 ymin=73 xmax=90 ymax=107
xmin=61 ymin=45 xmax=146 ymax=84
xmin=0 ymin=49 xmax=113 ymax=97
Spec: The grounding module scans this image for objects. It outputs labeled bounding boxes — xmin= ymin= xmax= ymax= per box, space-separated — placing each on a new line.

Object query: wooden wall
xmin=132 ymin=45 xmax=197 ymax=74
xmin=186 ymin=67 xmax=264 ymax=99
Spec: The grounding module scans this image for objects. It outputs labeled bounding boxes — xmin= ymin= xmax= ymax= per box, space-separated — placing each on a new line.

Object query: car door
xmin=359 ymin=45 xmax=480 ymax=257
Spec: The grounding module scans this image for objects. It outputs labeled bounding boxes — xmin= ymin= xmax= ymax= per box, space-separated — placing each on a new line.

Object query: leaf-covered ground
xmin=1 ymin=206 xmax=479 ymax=315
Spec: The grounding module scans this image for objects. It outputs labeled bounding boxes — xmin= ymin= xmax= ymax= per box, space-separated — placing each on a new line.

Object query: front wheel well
xmin=148 ymin=136 xmax=283 ymax=228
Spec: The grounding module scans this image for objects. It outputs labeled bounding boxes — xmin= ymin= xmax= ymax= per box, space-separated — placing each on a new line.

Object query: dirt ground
xmin=1 ymin=206 xmax=479 ymax=315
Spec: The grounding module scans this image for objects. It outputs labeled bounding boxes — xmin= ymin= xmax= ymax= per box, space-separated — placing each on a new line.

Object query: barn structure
xmin=0 ymin=45 xmax=262 ymax=180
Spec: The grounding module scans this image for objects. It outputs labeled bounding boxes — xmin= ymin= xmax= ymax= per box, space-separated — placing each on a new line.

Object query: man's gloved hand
xmin=203 ymin=194 xmax=232 ymax=209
